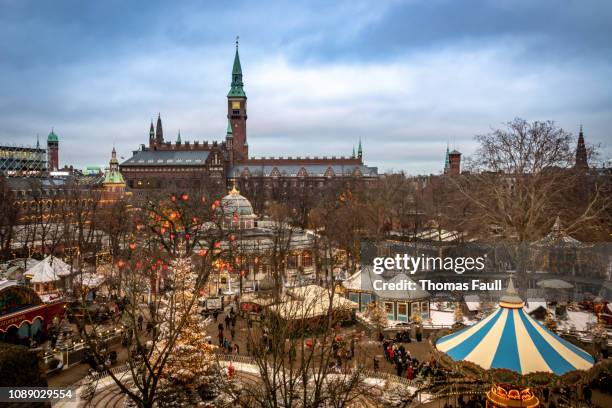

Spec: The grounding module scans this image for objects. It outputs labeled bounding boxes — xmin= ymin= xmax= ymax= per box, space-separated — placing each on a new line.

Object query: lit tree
xmin=152 ymin=255 xmax=228 ymax=405
xmin=76 ymin=191 xmax=232 ymax=408
xmin=366 ymin=302 xmax=388 ymax=333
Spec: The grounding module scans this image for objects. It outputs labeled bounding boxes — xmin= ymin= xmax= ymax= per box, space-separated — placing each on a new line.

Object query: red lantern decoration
xmin=171 ymin=195 xmax=176 ymax=202
xmin=214 ymin=242 xmax=221 ymax=248
xmin=305 ymin=339 xmax=313 ymax=348
xmin=136 ymin=261 xmax=142 ymax=269
xmin=185 ymin=233 xmax=191 ymax=241
xmin=181 ymin=193 xmax=189 ymax=201
xmin=117 ymin=260 xmax=125 ymax=268
xmin=160 ymin=227 xmax=166 ymax=234
xmin=199 ymin=249 xmax=207 ymax=257
xmin=129 ymin=242 xmax=136 ymax=250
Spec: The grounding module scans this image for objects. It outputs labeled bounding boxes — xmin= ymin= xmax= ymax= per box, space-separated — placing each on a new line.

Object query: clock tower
xmin=227 ymin=38 xmax=248 ymax=161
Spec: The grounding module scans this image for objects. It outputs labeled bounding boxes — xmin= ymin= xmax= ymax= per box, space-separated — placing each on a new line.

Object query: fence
xmin=216 ymin=352 xmax=423 ymax=388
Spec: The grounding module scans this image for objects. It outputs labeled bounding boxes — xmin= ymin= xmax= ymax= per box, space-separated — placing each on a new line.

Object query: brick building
xmin=120 ymin=43 xmax=378 ymax=196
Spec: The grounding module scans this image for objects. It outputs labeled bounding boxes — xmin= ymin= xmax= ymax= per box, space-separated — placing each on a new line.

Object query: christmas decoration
xmin=151 ymin=254 xmax=230 ymax=405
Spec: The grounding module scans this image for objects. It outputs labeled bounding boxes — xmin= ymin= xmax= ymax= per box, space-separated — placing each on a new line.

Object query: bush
xmin=0 ymin=342 xmax=47 ymax=387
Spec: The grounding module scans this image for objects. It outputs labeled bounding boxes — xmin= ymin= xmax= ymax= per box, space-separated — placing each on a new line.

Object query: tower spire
xmin=357 ymin=138 xmax=363 ymax=159
xmin=228 ymin=37 xmax=246 ymax=97
xmin=444 ymin=143 xmax=450 ymax=173
xmin=575 ymin=125 xmax=588 ymax=169
xmin=155 ymin=113 xmax=164 ymax=144
xmin=176 ymin=129 xmax=181 ymax=143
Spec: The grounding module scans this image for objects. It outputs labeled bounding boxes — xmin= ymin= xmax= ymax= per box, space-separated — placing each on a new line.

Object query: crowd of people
xmin=215 ymin=307 xmax=240 ymax=355
xmin=375 ymin=331 xmax=439 ymax=381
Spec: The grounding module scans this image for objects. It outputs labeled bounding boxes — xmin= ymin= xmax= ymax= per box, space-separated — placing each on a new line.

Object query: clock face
xmin=231 ymin=101 xmax=240 ymax=109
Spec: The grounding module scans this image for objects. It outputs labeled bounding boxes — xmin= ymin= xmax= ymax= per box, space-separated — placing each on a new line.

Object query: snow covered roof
xmin=534 ymin=216 xmax=582 ymax=247
xmin=464 ymin=295 xmax=481 ymax=311
xmin=524 ymin=298 xmax=547 ymax=314
xmin=270 ymin=284 xmax=358 ymax=320
xmin=0 ymin=280 xmax=17 ymax=291
xmin=342 ymin=266 xmax=431 ymax=300
xmin=27 ymin=256 xmax=71 ymax=283
xmin=537 ymin=279 xmax=574 ymax=289
xmin=74 ymin=273 xmax=105 ymax=288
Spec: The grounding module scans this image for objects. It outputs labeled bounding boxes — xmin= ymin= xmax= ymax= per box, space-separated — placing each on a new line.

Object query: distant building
xmin=443 ymin=145 xmax=461 ymax=176
xmin=0 ymin=130 xmax=61 ymax=177
xmin=46 ymin=129 xmax=59 ymax=171
xmin=101 ymin=147 xmax=126 ymax=200
xmin=120 ymin=42 xmax=378 ymax=196
xmin=575 ymin=125 xmax=588 ymax=169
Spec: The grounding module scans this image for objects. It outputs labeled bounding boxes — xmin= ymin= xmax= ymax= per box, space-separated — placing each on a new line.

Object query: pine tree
xmin=152 ymin=255 xmax=227 ymax=405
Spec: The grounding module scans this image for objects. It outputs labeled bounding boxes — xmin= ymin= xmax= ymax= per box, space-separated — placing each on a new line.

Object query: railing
xmin=216 ymin=353 xmax=423 ymax=387
xmin=86 ymin=363 xmax=131 ymax=383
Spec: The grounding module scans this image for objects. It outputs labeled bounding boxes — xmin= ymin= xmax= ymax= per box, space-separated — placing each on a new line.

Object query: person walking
xmin=137 ymin=315 xmax=144 ymax=331
xmin=218 ymin=329 xmax=224 ymax=346
xmin=225 ymin=314 xmax=231 ymax=330
xmin=396 ymin=360 xmax=403 ymax=377
xmin=406 ymin=364 xmax=414 ymax=380
xmin=230 ymin=326 xmax=236 ymax=341
xmin=583 ymin=383 xmax=592 ymax=405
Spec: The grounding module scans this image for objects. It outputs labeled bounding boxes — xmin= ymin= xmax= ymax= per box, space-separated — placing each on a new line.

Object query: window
xmin=384 ymin=302 xmax=395 ymax=320
xmin=397 ymin=303 xmax=408 ymax=322
xmin=411 ymin=302 xmax=421 ymax=318
xmin=232 ymin=110 xmax=240 ymax=115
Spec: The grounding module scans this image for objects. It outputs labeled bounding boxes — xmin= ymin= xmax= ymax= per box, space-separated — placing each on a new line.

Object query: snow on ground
xmin=426 ymin=310 xmax=474 ymax=328
xmin=557 ymin=311 xmax=597 ymax=332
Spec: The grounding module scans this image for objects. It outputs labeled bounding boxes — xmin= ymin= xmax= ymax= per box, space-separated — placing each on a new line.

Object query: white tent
xmin=27 ymin=256 xmax=71 ymax=283
xmin=75 ymin=273 xmax=105 ymax=288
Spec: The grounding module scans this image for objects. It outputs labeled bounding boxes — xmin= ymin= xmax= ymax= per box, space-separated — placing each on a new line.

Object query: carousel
xmin=435 ymin=279 xmax=594 ymax=407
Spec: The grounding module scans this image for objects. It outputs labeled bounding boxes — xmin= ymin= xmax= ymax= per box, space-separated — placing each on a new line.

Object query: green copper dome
xmin=103 ymin=171 xmax=125 ymax=185
xmin=47 ymin=130 xmax=59 ymax=142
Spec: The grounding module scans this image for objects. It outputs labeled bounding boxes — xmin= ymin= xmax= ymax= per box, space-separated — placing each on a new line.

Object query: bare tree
xmin=238 ymin=281 xmax=369 ymax=407
xmin=453 ymin=118 xmax=610 ymax=287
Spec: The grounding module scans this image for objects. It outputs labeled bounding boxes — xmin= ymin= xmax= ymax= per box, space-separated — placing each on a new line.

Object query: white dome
xmin=220 ymin=186 xmax=255 ymax=217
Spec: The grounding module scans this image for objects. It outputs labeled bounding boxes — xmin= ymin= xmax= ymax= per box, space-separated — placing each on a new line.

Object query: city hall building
xmin=120 ymin=43 xmax=379 ymax=195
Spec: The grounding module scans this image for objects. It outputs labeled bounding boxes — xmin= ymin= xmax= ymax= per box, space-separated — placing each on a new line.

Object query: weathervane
xmin=235 ymin=36 xmax=239 ymax=49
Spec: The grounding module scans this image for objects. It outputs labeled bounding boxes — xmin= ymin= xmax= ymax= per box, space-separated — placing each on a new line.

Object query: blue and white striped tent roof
xmin=436 ymin=280 xmax=594 ymax=376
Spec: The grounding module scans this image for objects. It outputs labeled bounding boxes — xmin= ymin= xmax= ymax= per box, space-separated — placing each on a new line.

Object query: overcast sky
xmin=1 ymin=0 xmax=611 ymax=174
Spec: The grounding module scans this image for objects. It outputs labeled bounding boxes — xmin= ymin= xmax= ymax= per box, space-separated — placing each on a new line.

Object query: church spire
xmin=155 ymin=113 xmax=164 ymax=144
xmin=575 ymin=125 xmax=588 ymax=169
xmin=357 ymin=138 xmax=363 ymax=159
xmin=352 ymin=145 xmax=355 ymax=158
xmin=444 ymin=144 xmax=450 ymax=174
xmin=176 ymin=129 xmax=181 ymax=143
xmin=228 ymin=37 xmax=246 ymax=97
